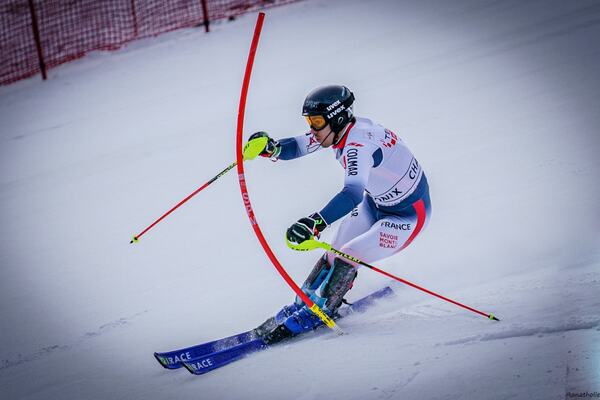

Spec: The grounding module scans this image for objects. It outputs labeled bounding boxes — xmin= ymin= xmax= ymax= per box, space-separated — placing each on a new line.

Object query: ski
xmin=154 ymin=286 xmax=394 ymax=374
xmin=154 ymin=330 xmax=258 ymax=369
xmin=182 ymin=339 xmax=266 ymax=374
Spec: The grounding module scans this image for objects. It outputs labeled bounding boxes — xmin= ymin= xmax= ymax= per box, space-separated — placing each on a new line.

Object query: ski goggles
xmin=305 ymin=115 xmax=328 ymax=131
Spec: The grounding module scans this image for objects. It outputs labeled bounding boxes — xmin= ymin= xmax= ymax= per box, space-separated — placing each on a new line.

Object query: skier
xmin=247 ymin=85 xmax=432 ymax=343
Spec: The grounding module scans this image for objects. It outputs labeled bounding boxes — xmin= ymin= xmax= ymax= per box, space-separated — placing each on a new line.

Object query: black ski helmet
xmin=302 ymin=85 xmax=355 ymax=134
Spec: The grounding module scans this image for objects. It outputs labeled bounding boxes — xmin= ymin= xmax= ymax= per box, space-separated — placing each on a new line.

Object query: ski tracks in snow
xmin=441 ymin=319 xmax=600 ymax=346
xmin=0 ymin=310 xmax=148 ymax=372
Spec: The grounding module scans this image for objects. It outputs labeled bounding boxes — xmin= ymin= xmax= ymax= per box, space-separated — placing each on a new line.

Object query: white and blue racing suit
xmin=276 ymin=116 xmax=432 ymax=265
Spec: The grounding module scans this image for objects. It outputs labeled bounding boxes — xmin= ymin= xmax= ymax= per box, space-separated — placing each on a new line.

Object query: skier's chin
xmin=315 ymin=128 xmax=335 ymax=147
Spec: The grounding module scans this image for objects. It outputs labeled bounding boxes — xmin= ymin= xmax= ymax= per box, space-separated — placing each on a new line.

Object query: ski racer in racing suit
xmin=247 ymin=85 xmax=432 ymax=342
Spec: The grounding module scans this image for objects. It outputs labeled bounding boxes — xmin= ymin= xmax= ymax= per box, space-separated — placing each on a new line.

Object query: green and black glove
xmin=246 ymin=131 xmax=281 ymax=159
xmin=286 ymin=212 xmax=328 ymax=245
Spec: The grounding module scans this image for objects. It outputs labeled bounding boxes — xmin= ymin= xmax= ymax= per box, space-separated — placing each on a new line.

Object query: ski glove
xmin=286 ymin=212 xmax=328 ymax=245
xmin=247 ymin=131 xmax=281 ymax=159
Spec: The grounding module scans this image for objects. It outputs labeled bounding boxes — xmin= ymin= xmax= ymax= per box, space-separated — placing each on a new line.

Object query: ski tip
xmin=488 ymin=313 xmax=500 ymax=321
xmin=182 ymin=362 xmax=196 ymax=374
xmin=154 ymin=352 xmax=171 ymax=369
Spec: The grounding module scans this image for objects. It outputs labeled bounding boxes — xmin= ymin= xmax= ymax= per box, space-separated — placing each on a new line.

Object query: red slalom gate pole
xmin=234 ymin=13 xmax=342 ymax=334
xmin=130 ymin=161 xmax=237 ymax=243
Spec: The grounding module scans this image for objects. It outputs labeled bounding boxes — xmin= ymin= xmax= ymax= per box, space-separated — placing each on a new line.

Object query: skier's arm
xmin=286 ymin=143 xmax=378 ymax=245
xmin=277 ymin=132 xmax=322 ymax=160
xmin=246 ymin=132 xmax=320 ymax=161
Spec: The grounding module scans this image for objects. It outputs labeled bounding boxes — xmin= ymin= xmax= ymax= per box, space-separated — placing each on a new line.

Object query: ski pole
xmin=130 ymin=137 xmax=268 ymax=244
xmin=130 ymin=162 xmax=236 ymax=244
xmin=288 ymin=238 xmax=500 ymax=321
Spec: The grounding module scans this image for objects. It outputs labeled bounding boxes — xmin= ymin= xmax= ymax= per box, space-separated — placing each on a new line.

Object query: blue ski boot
xmin=255 ymin=302 xmax=301 ymax=339
xmin=283 ymin=306 xmax=324 ymax=334
xmin=259 ymin=256 xmax=358 ymax=344
xmin=261 ymin=302 xmax=326 ymax=344
xmin=284 ymin=257 xmax=358 ymax=335
xmin=274 ymin=303 xmax=302 ymax=324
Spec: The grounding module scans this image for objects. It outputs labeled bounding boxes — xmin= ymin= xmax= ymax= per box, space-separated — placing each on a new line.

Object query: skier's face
xmin=312 ymin=124 xmax=336 ymax=147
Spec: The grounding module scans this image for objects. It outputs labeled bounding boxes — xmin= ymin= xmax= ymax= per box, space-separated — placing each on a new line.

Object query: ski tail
xmin=182 ymin=339 xmax=266 ymax=375
xmin=154 ymin=330 xmax=256 ymax=369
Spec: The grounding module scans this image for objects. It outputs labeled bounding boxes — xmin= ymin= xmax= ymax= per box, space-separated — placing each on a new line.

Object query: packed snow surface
xmin=1 ymin=0 xmax=599 ymax=399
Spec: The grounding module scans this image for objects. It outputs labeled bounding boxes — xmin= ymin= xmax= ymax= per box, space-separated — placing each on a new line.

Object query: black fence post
xmin=130 ymin=0 xmax=139 ymax=39
xmin=27 ymin=0 xmax=46 ymax=80
xmin=200 ymin=0 xmax=210 ymax=32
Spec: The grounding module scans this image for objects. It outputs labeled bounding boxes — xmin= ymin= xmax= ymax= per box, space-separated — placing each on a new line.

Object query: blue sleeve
xmin=275 ymin=134 xmax=321 ymax=160
xmin=319 ymin=183 xmax=364 ymax=224
xmin=277 ymin=137 xmax=302 ymax=160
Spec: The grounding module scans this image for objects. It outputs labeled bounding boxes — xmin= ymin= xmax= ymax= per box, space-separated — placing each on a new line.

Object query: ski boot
xmin=284 ymin=257 xmax=358 ymax=333
xmin=254 ymin=302 xmax=302 ymax=339
xmin=263 ymin=257 xmax=358 ymax=344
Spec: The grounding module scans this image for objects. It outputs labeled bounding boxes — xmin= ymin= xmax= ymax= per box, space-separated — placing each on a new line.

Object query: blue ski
xmin=155 ymin=286 xmax=394 ymax=373
xmin=182 ymin=339 xmax=267 ymax=374
xmin=154 ymin=330 xmax=258 ymax=369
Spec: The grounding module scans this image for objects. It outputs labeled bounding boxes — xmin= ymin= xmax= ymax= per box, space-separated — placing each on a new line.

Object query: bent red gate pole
xmin=234 ymin=13 xmax=342 ymax=334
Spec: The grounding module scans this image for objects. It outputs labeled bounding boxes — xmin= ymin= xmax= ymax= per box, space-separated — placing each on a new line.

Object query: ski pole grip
xmin=243 ymin=136 xmax=269 ymax=161
xmin=286 ymin=238 xmax=331 ymax=252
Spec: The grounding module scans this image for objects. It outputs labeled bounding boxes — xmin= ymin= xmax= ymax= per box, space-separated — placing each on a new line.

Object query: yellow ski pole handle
xmin=286 ymin=237 xmax=331 ymax=251
xmin=242 ymin=136 xmax=269 ymax=161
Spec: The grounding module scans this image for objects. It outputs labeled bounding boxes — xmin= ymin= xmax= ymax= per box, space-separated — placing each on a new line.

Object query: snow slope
xmin=1 ymin=0 xmax=599 ymax=399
